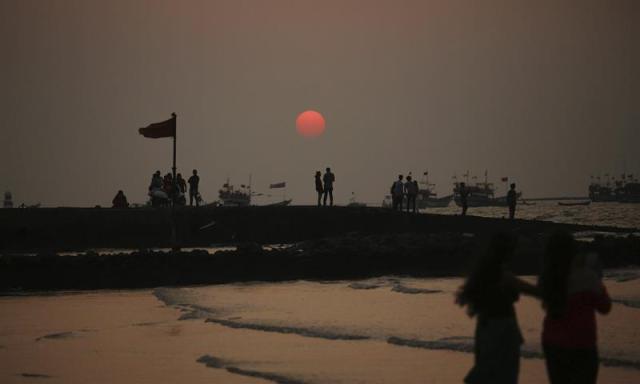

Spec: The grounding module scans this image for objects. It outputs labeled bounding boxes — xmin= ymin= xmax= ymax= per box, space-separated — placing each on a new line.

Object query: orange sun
xmin=296 ymin=110 xmax=325 ymax=138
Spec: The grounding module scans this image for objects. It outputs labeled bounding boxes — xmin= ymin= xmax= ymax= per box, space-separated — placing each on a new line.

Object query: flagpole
xmin=172 ymin=112 xmax=177 ymax=185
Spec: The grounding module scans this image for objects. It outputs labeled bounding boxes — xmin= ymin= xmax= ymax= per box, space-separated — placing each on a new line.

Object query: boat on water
xmin=453 ymin=171 xmax=521 ymax=207
xmin=347 ymin=192 xmax=366 ymax=207
xmin=416 ymin=172 xmax=452 ymax=208
xmin=266 ymin=199 xmax=292 ymax=207
xmin=558 ymin=200 xmax=591 ymax=207
xmin=589 ymin=174 xmax=640 ymax=203
xmin=218 ymin=179 xmax=251 ymax=207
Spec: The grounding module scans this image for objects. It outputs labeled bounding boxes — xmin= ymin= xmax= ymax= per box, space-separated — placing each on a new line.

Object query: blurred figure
xmin=112 ymin=190 xmax=129 ymax=208
xmin=188 ymin=169 xmax=200 ymax=207
xmin=391 ymin=174 xmax=404 ymax=211
xmin=459 ymin=182 xmax=469 ymax=216
xmin=405 ymin=175 xmax=418 ymax=213
xmin=315 ymin=171 xmax=324 ymax=207
xmin=539 ymin=232 xmax=611 ymax=384
xmin=149 ymin=171 xmax=163 ymax=191
xmin=176 ymin=173 xmax=187 ymax=194
xmin=323 ymin=167 xmax=335 ymax=206
xmin=457 ymin=233 xmax=538 ymax=384
xmin=507 ymin=183 xmax=517 ymax=219
xmin=3 ymin=191 xmax=13 ymax=208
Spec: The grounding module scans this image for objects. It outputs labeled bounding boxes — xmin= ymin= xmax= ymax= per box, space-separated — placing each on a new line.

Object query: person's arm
xmin=505 ymin=273 xmax=540 ymax=298
xmin=593 ymin=281 xmax=612 ymax=314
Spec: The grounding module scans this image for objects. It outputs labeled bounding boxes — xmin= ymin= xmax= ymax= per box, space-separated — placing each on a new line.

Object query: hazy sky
xmin=1 ymin=0 xmax=638 ymax=206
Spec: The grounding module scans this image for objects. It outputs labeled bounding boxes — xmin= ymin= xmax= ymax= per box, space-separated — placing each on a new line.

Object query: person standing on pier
xmin=391 ymin=175 xmax=405 ymax=211
xmin=323 ymin=167 xmax=335 ymax=206
xmin=176 ymin=173 xmax=187 ymax=194
xmin=460 ymin=182 xmax=469 ymax=216
xmin=405 ymin=175 xmax=418 ymax=213
xmin=315 ymin=171 xmax=324 ymax=207
xmin=507 ymin=183 xmax=517 ymax=219
xmin=188 ymin=169 xmax=200 ymax=207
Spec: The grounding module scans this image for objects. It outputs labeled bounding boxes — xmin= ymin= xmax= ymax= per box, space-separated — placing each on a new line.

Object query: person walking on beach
xmin=507 ymin=183 xmax=517 ymax=219
xmin=315 ymin=171 xmax=324 ymax=207
xmin=323 ymin=167 xmax=335 ymax=206
xmin=459 ymin=182 xmax=469 ymax=216
xmin=188 ymin=169 xmax=200 ymax=207
xmin=539 ymin=232 xmax=611 ymax=384
xmin=391 ymin=175 xmax=405 ymax=211
xmin=405 ymin=175 xmax=418 ymax=213
xmin=456 ymin=232 xmax=539 ymax=384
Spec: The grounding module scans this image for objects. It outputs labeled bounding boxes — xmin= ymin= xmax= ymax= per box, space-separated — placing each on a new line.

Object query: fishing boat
xmin=558 ymin=201 xmax=591 ymax=207
xmin=416 ymin=172 xmax=451 ymax=208
xmin=218 ymin=179 xmax=251 ymax=207
xmin=347 ymin=192 xmax=366 ymax=207
xmin=589 ymin=174 xmax=640 ymax=203
xmin=453 ymin=171 xmax=521 ymax=207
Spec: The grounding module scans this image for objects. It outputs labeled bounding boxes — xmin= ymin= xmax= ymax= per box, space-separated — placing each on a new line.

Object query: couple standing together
xmin=458 ymin=231 xmax=611 ymax=384
xmin=315 ymin=168 xmax=335 ymax=206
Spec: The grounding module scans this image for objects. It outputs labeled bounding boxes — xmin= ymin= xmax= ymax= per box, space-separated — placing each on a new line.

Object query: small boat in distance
xmin=453 ymin=171 xmax=521 ymax=207
xmin=558 ymin=200 xmax=591 ymax=207
xmin=219 ymin=179 xmax=251 ymax=207
xmin=416 ymin=172 xmax=452 ymax=208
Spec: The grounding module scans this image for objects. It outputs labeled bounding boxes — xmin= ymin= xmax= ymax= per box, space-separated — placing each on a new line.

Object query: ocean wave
xmin=612 ymin=299 xmax=640 ymax=309
xmin=391 ymin=284 xmax=442 ymax=295
xmin=348 ymin=281 xmax=384 ymax=290
xmin=387 ymin=336 xmax=640 ymax=369
xmin=20 ymin=373 xmax=53 ymax=379
xmin=197 ymin=354 xmax=308 ymax=384
xmin=205 ymin=318 xmax=369 ymax=341
xmin=152 ymin=287 xmax=190 ymax=307
xmin=35 ymin=331 xmax=76 ymax=342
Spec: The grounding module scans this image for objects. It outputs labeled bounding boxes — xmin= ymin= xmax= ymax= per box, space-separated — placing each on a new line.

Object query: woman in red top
xmin=539 ymin=232 xmax=611 ymax=384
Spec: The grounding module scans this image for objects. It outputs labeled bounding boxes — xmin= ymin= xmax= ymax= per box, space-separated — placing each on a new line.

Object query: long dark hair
xmin=539 ymin=231 xmax=576 ymax=318
xmin=456 ymin=232 xmax=517 ymax=317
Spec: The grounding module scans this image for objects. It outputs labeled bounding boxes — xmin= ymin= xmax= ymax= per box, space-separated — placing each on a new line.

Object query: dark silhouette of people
xmin=322 ymin=167 xmax=335 ymax=206
xmin=456 ymin=232 xmax=538 ymax=384
xmin=112 ymin=190 xmax=129 ymax=208
xmin=177 ymin=173 xmax=187 ymax=194
xmin=163 ymin=173 xmax=173 ymax=194
xmin=391 ymin=175 xmax=404 ymax=211
xmin=405 ymin=175 xmax=418 ymax=213
xmin=539 ymin=232 xmax=611 ymax=384
xmin=150 ymin=171 xmax=163 ymax=191
xmin=315 ymin=171 xmax=324 ymax=207
xmin=188 ymin=169 xmax=200 ymax=207
xmin=459 ymin=182 xmax=469 ymax=216
xmin=507 ymin=183 xmax=517 ymax=219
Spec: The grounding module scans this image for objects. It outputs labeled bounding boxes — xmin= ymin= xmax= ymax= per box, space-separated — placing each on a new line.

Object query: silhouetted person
xmin=391 ymin=175 xmax=404 ymax=211
xmin=176 ymin=173 xmax=187 ymax=194
xmin=150 ymin=171 xmax=163 ymax=191
xmin=188 ymin=169 xmax=200 ymax=206
xmin=112 ymin=190 xmax=129 ymax=208
xmin=507 ymin=183 xmax=517 ymax=219
xmin=163 ymin=173 xmax=173 ymax=194
xmin=323 ymin=167 xmax=335 ymax=206
xmin=459 ymin=182 xmax=469 ymax=216
xmin=457 ymin=233 xmax=538 ymax=384
xmin=539 ymin=232 xmax=611 ymax=384
xmin=405 ymin=175 xmax=418 ymax=213
xmin=315 ymin=171 xmax=324 ymax=207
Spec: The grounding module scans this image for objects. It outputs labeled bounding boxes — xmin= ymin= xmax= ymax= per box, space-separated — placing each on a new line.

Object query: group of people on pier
xmin=390 ymin=174 xmax=420 ymax=213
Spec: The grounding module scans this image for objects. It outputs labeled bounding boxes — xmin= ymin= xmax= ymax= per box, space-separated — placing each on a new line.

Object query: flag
xmin=139 ymin=114 xmax=176 ymax=138
xmin=270 ymin=182 xmax=286 ymax=189
xmin=501 ymin=177 xmax=508 ymax=182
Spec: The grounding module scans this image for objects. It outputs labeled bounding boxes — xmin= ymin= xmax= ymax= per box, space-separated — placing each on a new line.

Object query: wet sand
xmin=2 ymin=275 xmax=639 ymax=383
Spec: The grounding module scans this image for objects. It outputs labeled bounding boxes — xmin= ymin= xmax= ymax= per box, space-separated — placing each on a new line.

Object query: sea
xmin=3 ymin=274 xmax=639 ymax=383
